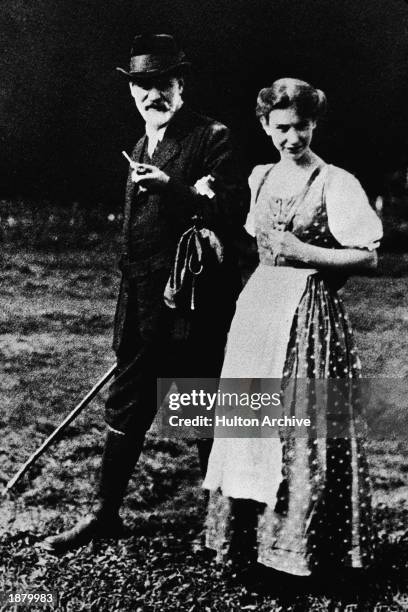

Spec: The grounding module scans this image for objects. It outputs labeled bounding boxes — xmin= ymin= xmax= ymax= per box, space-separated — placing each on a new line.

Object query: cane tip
xmin=1 ymin=481 xmax=15 ymax=498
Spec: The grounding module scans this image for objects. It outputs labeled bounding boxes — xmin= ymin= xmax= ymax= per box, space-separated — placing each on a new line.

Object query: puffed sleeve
xmin=325 ymin=166 xmax=383 ymax=250
xmin=244 ymin=164 xmax=273 ymax=236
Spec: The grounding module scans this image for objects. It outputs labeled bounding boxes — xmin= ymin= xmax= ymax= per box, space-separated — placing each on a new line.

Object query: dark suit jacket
xmin=112 ymin=105 xmax=248 ymax=355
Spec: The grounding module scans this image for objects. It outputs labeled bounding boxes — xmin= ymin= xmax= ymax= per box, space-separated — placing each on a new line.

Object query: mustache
xmin=146 ymin=101 xmax=169 ymax=111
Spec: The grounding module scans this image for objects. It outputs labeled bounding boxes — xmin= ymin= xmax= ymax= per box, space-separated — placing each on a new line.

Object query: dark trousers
xmin=96 ymin=331 xmax=227 ymax=519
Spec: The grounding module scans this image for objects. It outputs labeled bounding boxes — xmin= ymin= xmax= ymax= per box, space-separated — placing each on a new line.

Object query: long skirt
xmin=203 ymin=264 xmax=376 ymax=576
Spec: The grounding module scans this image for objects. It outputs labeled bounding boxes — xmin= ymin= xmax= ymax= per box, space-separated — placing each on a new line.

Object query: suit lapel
xmin=151 ymin=136 xmax=181 ymax=170
xmin=126 ymin=136 xmax=146 ymax=205
xmin=151 ymin=106 xmax=193 ymax=169
xmin=132 ymin=136 xmax=146 ymax=163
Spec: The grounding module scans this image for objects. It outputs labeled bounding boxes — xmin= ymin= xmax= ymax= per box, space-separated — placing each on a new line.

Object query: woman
xmin=203 ymin=78 xmax=382 ymax=577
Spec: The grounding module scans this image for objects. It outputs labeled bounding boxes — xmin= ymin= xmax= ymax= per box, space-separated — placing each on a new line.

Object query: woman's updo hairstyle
xmin=256 ymin=78 xmax=327 ymax=123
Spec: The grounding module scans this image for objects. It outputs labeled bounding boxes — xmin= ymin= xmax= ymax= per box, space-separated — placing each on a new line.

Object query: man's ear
xmin=177 ymin=76 xmax=185 ymax=94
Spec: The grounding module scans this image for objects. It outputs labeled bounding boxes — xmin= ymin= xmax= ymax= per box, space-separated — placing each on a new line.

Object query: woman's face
xmin=261 ymin=107 xmax=316 ymax=161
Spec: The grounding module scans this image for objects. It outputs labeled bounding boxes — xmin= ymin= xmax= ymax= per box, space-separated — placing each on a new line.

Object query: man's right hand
xmin=131 ymin=163 xmax=170 ymax=193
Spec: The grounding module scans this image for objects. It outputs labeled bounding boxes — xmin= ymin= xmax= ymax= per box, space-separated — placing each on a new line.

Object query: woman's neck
xmin=267 ymin=149 xmax=324 ymax=198
xmin=278 ymin=149 xmax=320 ymax=170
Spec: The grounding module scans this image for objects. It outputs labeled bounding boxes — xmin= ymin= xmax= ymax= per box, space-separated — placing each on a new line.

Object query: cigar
xmin=122 ymin=151 xmax=148 ymax=174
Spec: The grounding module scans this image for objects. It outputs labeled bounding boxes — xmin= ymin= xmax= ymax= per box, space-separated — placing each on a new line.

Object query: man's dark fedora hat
xmin=116 ymin=33 xmax=191 ymax=80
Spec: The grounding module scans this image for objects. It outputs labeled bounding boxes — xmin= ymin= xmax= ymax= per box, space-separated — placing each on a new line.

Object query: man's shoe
xmin=38 ymin=514 xmax=124 ymax=554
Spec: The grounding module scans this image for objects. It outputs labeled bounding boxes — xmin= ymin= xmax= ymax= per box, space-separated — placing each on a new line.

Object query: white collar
xmin=145 ymin=124 xmax=167 ymax=157
xmin=145 ymin=123 xmax=167 ymax=142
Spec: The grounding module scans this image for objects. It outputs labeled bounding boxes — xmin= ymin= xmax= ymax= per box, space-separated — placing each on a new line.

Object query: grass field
xmin=0 ymin=245 xmax=408 ymax=611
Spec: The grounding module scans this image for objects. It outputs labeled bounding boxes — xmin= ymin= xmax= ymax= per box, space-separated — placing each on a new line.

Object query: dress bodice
xmin=253 ymin=164 xmax=338 ymax=266
xmin=247 ymin=162 xmax=382 ymax=268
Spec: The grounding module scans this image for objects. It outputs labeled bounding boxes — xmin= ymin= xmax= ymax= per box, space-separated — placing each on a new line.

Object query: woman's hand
xmin=267 ymin=229 xmax=307 ymax=262
xmin=131 ymin=163 xmax=170 ymax=192
xmin=263 ymin=228 xmax=378 ymax=271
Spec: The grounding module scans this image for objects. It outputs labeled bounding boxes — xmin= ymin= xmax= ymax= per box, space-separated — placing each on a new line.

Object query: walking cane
xmin=2 ymin=363 xmax=117 ymax=497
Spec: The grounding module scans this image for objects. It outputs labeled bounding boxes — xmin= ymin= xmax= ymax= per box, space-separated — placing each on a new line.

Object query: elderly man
xmin=40 ymin=34 xmax=247 ymax=552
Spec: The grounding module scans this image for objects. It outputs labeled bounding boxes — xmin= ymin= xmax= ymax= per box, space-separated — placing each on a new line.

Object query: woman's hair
xmin=256 ymin=78 xmax=327 ymax=122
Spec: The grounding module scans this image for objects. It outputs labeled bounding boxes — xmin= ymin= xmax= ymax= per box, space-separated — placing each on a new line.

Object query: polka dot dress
xmin=205 ymin=164 xmax=378 ymax=575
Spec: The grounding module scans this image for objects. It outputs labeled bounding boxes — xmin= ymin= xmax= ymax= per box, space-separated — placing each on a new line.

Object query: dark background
xmin=1 ymin=0 xmax=407 ymax=207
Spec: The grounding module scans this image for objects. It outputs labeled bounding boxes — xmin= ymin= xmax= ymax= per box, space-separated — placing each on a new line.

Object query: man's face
xmin=129 ymin=75 xmax=184 ymax=129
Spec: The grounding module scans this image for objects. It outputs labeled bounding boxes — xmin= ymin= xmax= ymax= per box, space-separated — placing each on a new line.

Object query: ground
xmin=0 ymin=245 xmax=407 ymax=611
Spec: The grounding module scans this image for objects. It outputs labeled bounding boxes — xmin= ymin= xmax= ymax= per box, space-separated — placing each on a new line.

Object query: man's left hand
xmin=131 ymin=163 xmax=170 ymax=192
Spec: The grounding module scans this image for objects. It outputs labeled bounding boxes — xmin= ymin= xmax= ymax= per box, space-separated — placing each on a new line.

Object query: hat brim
xmin=116 ymin=61 xmax=191 ymax=81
